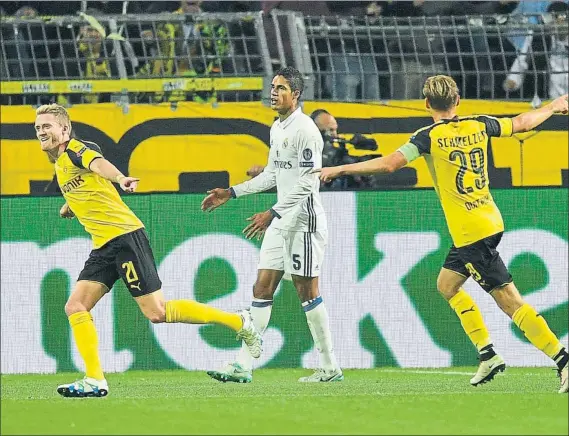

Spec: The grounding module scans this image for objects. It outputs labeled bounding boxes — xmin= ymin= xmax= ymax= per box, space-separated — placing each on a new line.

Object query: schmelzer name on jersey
xmin=61 ymin=175 xmax=85 ymax=193
xmin=437 ymin=131 xmax=487 ymax=148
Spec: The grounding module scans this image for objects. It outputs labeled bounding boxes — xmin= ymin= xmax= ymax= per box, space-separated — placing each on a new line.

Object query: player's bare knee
xmin=253 ymin=271 xmax=281 ymax=299
xmin=292 ymin=275 xmax=318 ymax=302
xmin=253 ymin=283 xmax=276 ymax=300
xmin=64 ymin=300 xmax=87 ymax=317
xmin=436 ymin=276 xmax=460 ymax=301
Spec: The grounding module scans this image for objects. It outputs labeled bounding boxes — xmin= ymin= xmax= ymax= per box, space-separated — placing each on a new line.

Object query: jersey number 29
xmin=449 ymin=147 xmax=487 ymax=194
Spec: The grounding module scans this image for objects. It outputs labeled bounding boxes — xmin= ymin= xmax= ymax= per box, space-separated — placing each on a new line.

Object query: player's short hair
xmin=310 ymin=108 xmax=331 ymax=122
xmin=423 ymin=75 xmax=459 ymax=112
xmin=36 ymin=103 xmax=72 ymax=131
xmin=275 ymin=66 xmax=304 ymax=99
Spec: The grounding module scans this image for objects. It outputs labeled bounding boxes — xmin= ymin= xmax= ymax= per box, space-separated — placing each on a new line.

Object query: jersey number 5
xmin=449 ymin=148 xmax=487 ymax=194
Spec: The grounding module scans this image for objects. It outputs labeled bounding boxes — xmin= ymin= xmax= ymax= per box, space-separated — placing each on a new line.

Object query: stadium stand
xmin=1 ymin=1 xmax=567 ymax=105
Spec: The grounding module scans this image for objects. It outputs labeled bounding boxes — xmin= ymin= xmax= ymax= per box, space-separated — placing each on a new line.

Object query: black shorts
xmin=442 ymin=232 xmax=513 ymax=293
xmin=78 ymin=228 xmax=162 ymax=297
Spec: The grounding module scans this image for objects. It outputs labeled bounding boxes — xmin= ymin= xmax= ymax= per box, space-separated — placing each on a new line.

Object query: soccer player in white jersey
xmin=201 ymin=67 xmax=343 ymax=383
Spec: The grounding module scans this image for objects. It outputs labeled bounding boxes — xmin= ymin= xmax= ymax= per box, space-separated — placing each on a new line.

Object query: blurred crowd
xmin=1 ymin=0 xmax=567 ymax=104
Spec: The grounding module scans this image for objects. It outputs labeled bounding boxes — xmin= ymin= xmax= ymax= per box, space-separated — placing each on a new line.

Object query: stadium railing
xmin=1 ymin=12 xmax=566 ymax=105
xmin=0 ymin=12 xmax=273 ymax=105
xmin=301 ymin=13 xmax=568 ymax=102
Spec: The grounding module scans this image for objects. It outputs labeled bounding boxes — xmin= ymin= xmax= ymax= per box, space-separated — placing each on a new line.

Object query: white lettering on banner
xmin=153 ymin=234 xmax=285 ymax=370
xmin=463 ymin=229 xmax=569 ymax=366
xmin=303 ymin=193 xmax=452 ymax=369
xmin=0 ymin=239 xmax=133 ymax=374
xmin=1 ymin=216 xmax=567 ymax=374
xmin=1 ymin=242 xmax=57 ymax=374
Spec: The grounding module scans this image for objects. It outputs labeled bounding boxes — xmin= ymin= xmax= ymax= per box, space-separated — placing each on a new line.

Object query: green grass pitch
xmin=2 ymin=367 xmax=567 ymax=435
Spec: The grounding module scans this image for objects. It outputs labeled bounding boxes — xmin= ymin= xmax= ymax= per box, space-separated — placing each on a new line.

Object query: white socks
xmin=303 ymin=296 xmax=339 ymax=372
xmin=235 ymin=298 xmax=273 ymax=371
xmin=235 ymin=296 xmax=339 ymax=373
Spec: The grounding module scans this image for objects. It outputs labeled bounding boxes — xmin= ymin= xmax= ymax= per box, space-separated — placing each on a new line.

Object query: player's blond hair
xmin=422 ymin=75 xmax=459 ymax=112
xmin=36 ymin=103 xmax=72 ymax=131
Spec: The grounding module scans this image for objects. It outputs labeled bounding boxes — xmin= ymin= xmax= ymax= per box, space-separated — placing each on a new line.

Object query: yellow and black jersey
xmin=54 ymin=138 xmax=144 ymax=249
xmin=398 ymin=115 xmax=513 ymax=247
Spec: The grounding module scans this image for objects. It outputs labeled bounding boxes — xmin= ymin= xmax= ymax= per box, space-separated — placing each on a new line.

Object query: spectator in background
xmin=262 ymin=1 xmax=330 ymax=70
xmin=169 ymin=0 xmax=231 ymax=103
xmin=75 ymin=9 xmax=112 ymax=103
xmin=504 ymin=1 xmax=568 ymax=99
xmin=3 ymin=6 xmax=38 ymax=80
xmin=1 ymin=6 xmax=50 ymax=104
xmin=135 ymin=2 xmax=177 ymax=102
xmin=415 ymin=1 xmax=518 ymax=98
xmin=322 ymin=2 xmax=383 ymax=101
xmin=356 ymin=1 xmax=422 ymax=17
xmin=1 ymin=1 xmax=81 ymax=16
xmin=506 ymin=1 xmax=552 ymax=52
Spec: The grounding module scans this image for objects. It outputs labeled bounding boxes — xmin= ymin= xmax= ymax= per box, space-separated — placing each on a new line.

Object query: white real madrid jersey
xmin=232 ymin=107 xmax=327 ymax=232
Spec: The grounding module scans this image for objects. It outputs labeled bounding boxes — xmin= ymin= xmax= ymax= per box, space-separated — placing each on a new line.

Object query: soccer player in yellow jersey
xmin=34 ymin=104 xmax=262 ymax=398
xmin=317 ymin=76 xmax=569 ymax=393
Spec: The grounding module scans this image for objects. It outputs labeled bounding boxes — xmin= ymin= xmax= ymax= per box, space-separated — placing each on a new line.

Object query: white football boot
xmin=235 ymin=309 xmax=262 ymax=359
xmin=470 ymin=354 xmax=506 ymax=386
xmin=57 ymin=377 xmax=109 ymax=398
xmin=207 ymin=362 xmax=253 ymax=384
xmin=558 ymin=360 xmax=568 ymax=394
xmin=298 ymin=368 xmax=344 ymax=383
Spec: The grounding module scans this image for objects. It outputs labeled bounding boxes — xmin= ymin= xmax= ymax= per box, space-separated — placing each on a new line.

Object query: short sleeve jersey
xmin=399 ymin=116 xmax=513 ymax=247
xmin=54 ymin=138 xmax=144 ymax=248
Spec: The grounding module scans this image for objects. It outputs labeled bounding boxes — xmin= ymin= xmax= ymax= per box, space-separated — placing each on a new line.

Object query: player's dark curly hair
xmin=275 ymin=66 xmax=304 ymax=99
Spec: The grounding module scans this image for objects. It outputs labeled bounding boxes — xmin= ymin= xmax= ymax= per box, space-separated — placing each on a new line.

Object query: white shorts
xmin=258 ymin=225 xmax=327 ymax=277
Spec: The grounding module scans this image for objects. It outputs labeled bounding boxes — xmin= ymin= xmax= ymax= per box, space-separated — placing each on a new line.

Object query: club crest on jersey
xmin=302 ymin=148 xmax=313 ymax=160
xmin=283 ymin=138 xmax=288 ymax=148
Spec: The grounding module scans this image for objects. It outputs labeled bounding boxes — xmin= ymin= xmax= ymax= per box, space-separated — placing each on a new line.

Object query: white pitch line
xmin=377 ymin=369 xmax=473 ymax=375
xmin=375 ymin=369 xmax=548 ymax=376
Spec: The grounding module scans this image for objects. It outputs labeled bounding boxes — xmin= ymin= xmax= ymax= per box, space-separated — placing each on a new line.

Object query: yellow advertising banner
xmin=1 ymin=101 xmax=567 ymax=195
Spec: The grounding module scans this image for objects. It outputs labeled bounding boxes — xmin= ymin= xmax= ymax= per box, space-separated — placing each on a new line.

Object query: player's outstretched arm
xmin=201 ymin=188 xmax=232 ymax=212
xmin=511 ymin=94 xmax=568 ymax=133
xmin=89 ymin=158 xmax=139 ymax=193
xmin=315 ymin=151 xmax=408 ymax=183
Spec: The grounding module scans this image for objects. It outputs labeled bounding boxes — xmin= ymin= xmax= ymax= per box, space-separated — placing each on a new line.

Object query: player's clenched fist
xmin=201 ymin=188 xmax=232 ymax=212
xmin=59 ymin=202 xmax=75 ymax=219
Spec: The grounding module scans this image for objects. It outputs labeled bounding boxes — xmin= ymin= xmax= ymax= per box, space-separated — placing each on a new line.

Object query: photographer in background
xmin=310 ymin=109 xmax=379 ymax=190
xmin=310 ymin=108 xmax=418 ymax=189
